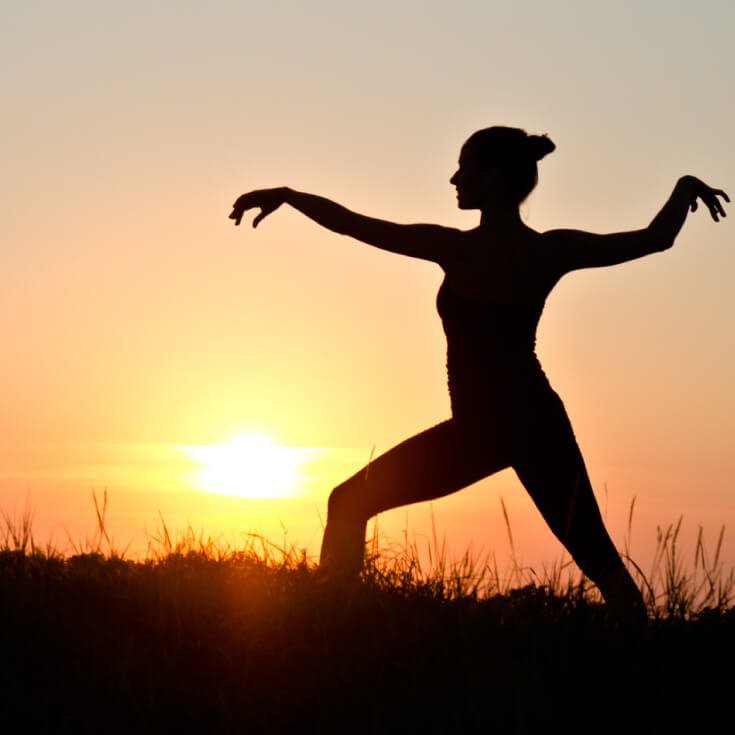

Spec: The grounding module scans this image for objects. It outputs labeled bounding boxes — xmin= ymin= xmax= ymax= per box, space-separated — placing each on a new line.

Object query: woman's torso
xmin=437 ymin=226 xmax=562 ymax=420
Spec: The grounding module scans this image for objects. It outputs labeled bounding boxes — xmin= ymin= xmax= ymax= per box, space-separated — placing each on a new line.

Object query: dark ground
xmin=1 ymin=549 xmax=733 ymax=734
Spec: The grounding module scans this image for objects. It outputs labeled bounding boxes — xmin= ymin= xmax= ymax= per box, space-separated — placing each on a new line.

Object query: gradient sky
xmin=2 ymin=1 xmax=733 ymax=571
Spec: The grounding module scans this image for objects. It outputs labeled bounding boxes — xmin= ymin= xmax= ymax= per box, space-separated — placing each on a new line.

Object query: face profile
xmin=449 ymin=126 xmax=559 ymax=209
xmin=450 ymin=147 xmax=487 ymax=210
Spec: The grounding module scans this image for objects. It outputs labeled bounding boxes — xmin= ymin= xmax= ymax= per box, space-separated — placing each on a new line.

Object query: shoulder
xmin=540 ymin=228 xmax=592 ymax=249
xmin=537 ymin=228 xmax=602 ymax=276
xmin=423 ymin=225 xmax=476 ymax=267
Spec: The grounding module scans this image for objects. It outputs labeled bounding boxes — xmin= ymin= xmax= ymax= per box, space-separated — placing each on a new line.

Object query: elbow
xmin=646 ymin=225 xmax=675 ymax=253
xmin=654 ymin=234 xmax=675 ymax=253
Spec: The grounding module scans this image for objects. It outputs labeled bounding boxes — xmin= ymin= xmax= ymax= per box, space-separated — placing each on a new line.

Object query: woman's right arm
xmin=544 ymin=176 xmax=729 ymax=274
xmin=229 ymin=187 xmax=460 ymax=265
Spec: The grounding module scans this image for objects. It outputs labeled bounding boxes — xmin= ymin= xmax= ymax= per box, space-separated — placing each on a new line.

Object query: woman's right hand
xmin=229 ymin=187 xmax=289 ymax=227
xmin=678 ymin=176 xmax=730 ymax=222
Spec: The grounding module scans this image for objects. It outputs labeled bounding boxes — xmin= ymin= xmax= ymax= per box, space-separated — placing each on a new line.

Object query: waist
xmin=446 ymin=349 xmax=552 ymax=411
xmin=446 ymin=340 xmax=541 ymax=373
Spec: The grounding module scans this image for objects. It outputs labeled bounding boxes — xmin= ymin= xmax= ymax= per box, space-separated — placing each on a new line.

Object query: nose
xmin=450 ymin=169 xmax=459 ymax=185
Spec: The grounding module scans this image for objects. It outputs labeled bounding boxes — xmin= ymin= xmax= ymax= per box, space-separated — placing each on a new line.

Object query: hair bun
xmin=527 ymin=134 xmax=556 ymax=161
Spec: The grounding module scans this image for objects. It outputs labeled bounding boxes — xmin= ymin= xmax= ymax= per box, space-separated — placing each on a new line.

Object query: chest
xmin=443 ymin=239 xmax=555 ymax=304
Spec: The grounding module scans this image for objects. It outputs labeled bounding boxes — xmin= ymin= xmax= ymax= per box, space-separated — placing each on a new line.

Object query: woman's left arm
xmin=544 ymin=176 xmax=729 ymax=273
xmin=229 ymin=187 xmax=460 ymax=264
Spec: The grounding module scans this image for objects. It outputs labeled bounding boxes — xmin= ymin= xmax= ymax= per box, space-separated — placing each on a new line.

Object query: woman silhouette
xmin=230 ymin=126 xmax=728 ymax=620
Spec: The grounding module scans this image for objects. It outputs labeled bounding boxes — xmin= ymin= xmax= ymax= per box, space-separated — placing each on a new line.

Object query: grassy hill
xmin=1 ymin=502 xmax=733 ymax=733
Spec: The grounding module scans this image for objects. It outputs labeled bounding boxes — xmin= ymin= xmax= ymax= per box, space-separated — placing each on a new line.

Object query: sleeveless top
xmin=436 ymin=278 xmax=553 ymax=419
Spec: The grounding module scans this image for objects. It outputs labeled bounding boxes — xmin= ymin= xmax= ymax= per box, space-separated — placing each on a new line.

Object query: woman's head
xmin=451 ymin=126 xmax=555 ymax=208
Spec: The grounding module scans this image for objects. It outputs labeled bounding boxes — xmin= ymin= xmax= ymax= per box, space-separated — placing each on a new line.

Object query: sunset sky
xmin=2 ymin=1 xmax=733 ymax=571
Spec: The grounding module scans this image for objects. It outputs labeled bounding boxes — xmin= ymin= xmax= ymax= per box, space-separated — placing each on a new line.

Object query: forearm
xmin=646 ymin=176 xmax=697 ymax=251
xmin=283 ymin=188 xmax=367 ymax=236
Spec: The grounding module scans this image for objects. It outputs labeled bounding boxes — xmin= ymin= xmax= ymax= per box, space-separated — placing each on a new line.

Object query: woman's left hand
xmin=229 ymin=187 xmax=288 ymax=227
xmin=679 ymin=176 xmax=730 ymax=222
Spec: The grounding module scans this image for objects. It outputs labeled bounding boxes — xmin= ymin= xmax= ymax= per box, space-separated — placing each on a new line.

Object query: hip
xmin=447 ymin=363 xmax=565 ymax=423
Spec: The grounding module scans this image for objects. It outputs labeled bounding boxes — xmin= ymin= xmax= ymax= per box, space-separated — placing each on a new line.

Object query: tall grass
xmin=364 ymin=497 xmax=733 ymax=618
xmin=1 ymin=490 xmax=732 ymax=618
xmin=1 ymin=492 xmax=733 ymax=732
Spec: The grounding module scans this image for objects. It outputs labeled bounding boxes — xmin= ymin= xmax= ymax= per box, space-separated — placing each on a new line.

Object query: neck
xmin=479 ymin=203 xmax=523 ymax=228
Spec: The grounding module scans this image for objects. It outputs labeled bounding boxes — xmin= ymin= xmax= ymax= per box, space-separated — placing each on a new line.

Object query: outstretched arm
xmin=545 ymin=176 xmax=729 ymax=273
xmin=229 ymin=187 xmax=460 ymax=265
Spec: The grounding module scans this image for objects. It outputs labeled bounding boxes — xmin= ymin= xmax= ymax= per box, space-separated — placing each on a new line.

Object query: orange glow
xmin=182 ymin=432 xmax=307 ymax=499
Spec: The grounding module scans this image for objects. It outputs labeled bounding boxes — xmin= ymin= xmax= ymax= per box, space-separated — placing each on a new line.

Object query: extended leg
xmin=319 ymin=418 xmax=510 ymax=579
xmin=513 ymin=398 xmax=646 ymax=622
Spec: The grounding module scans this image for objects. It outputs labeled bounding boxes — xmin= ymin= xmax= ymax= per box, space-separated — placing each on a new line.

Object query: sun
xmin=182 ymin=432 xmax=302 ymax=498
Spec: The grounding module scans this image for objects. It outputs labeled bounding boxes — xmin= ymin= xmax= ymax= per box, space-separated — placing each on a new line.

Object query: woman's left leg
xmin=319 ymin=417 xmax=511 ymax=579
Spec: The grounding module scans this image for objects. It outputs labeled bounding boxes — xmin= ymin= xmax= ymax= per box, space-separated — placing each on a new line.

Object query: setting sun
xmin=182 ymin=433 xmax=304 ymax=499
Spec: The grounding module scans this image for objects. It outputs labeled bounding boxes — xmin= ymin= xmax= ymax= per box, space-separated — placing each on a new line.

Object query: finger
xmin=705 ymin=192 xmax=727 ymax=220
xmin=702 ymin=197 xmax=720 ymax=221
xmin=690 ymin=200 xmax=698 ymax=212
xmin=230 ymin=196 xmax=248 ymax=220
xmin=253 ymin=210 xmax=265 ymax=228
xmin=229 ymin=207 xmax=242 ymax=225
xmin=715 ymin=189 xmax=731 ymax=203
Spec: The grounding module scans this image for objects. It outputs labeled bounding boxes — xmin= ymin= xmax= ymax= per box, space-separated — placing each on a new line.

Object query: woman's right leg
xmin=512 ymin=395 xmax=646 ymax=622
xmin=319 ymin=418 xmax=511 ymax=579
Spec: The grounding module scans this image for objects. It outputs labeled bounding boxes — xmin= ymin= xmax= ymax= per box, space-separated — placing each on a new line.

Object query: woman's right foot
xmin=599 ymin=567 xmax=647 ymax=626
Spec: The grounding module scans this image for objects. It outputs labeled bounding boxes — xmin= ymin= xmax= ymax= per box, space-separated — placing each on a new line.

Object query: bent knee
xmin=326 ymin=478 xmax=370 ymax=522
xmin=326 ymin=483 xmax=349 ymax=516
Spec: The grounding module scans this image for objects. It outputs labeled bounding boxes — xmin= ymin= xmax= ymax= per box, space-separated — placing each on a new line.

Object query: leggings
xmin=319 ymin=385 xmax=640 ymax=604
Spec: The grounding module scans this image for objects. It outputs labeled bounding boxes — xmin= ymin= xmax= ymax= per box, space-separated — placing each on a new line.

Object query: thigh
xmin=332 ymin=418 xmax=512 ymax=520
xmin=512 ymin=396 xmax=622 ymax=578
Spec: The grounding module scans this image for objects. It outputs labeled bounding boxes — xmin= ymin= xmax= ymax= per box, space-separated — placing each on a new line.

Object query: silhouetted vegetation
xmin=1 ymin=496 xmax=733 ymax=733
